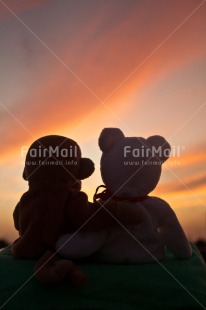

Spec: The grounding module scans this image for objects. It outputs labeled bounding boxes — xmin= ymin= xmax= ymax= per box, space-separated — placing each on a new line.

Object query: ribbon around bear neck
xmin=93 ymin=185 xmax=148 ymax=203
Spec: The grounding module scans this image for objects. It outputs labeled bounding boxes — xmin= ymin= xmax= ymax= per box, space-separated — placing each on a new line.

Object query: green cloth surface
xmin=0 ymin=245 xmax=206 ymax=310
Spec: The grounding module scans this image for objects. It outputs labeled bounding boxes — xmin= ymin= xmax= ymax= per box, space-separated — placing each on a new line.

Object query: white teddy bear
xmin=56 ymin=128 xmax=192 ymax=263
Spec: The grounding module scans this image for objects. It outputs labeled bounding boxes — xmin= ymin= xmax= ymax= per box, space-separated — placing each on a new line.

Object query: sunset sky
xmin=0 ymin=0 xmax=206 ymax=243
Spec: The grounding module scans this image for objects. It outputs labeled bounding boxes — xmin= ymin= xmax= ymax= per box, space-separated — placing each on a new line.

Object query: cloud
xmin=0 ymin=0 xmax=205 ymax=160
xmin=152 ymin=142 xmax=206 ymax=213
xmin=0 ymin=0 xmax=51 ymax=20
xmin=186 ymin=175 xmax=206 ymax=190
xmin=156 ymin=169 xmax=206 ymax=194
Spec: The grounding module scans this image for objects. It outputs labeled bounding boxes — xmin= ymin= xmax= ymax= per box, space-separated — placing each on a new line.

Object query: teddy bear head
xmin=98 ymin=128 xmax=171 ymax=198
xmin=23 ymin=135 xmax=94 ymax=185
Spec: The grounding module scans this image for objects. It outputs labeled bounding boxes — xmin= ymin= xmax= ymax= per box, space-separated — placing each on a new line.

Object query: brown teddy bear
xmin=12 ymin=135 xmax=143 ymax=285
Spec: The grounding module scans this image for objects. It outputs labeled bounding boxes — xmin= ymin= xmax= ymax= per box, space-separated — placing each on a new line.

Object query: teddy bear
xmin=12 ymin=134 xmax=144 ymax=284
xmin=56 ymin=128 xmax=192 ymax=263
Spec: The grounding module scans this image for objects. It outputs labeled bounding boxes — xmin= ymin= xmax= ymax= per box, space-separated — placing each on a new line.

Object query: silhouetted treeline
xmin=195 ymin=240 xmax=206 ymax=262
xmin=0 ymin=239 xmax=9 ymax=249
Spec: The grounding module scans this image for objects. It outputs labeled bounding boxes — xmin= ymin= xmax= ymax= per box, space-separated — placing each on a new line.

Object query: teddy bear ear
xmin=78 ymin=158 xmax=95 ymax=180
xmin=99 ymin=128 xmax=125 ymax=152
xmin=146 ymin=135 xmax=171 ymax=163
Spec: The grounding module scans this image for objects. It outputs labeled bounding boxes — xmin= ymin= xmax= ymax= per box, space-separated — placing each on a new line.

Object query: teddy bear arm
xmin=81 ymin=200 xmax=124 ymax=231
xmin=84 ymin=200 xmax=144 ymax=230
xmin=67 ymin=192 xmax=140 ymax=231
xmin=101 ymin=199 xmax=144 ymax=225
xmin=157 ymin=206 xmax=192 ymax=259
xmin=66 ymin=192 xmax=109 ymax=230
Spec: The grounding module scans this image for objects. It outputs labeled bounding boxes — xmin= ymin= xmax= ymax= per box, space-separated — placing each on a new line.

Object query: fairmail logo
xmin=21 ymin=145 xmax=78 ymax=158
xmin=123 ymin=145 xmax=185 ymax=158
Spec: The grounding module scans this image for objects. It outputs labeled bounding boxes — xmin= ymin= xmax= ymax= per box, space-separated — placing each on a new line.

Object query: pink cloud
xmin=0 ymin=0 xmax=51 ymax=19
xmin=0 ymin=0 xmax=205 ymax=159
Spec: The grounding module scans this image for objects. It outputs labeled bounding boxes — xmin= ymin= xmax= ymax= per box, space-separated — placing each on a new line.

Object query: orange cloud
xmin=0 ymin=1 xmax=205 ymax=161
xmin=167 ymin=152 xmax=206 ymax=172
xmin=155 ymin=174 xmax=206 ymax=195
xmin=69 ymin=0 xmax=206 ymax=101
